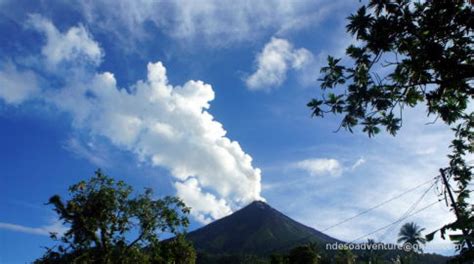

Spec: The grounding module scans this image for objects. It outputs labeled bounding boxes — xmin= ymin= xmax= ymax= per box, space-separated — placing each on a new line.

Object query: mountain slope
xmin=186 ymin=201 xmax=340 ymax=255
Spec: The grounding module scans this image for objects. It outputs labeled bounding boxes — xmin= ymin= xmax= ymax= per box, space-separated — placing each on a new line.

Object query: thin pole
xmin=440 ymin=169 xmax=472 ymax=250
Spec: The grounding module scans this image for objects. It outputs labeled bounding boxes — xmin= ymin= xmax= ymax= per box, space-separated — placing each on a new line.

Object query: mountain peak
xmin=187 ymin=201 xmax=339 ymax=255
xmin=245 ymin=200 xmax=271 ymax=210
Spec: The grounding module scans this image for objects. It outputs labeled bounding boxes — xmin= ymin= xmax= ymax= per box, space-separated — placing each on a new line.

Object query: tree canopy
xmin=397 ymin=222 xmax=426 ymax=253
xmin=35 ymin=169 xmax=196 ymax=264
xmin=307 ymin=0 xmax=473 ymax=258
xmin=288 ymin=245 xmax=320 ymax=264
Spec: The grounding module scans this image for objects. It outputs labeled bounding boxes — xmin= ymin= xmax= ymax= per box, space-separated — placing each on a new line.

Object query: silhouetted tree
xmin=160 ymin=234 xmax=197 ymax=264
xmin=270 ymin=253 xmax=287 ymax=264
xmin=288 ymin=245 xmax=319 ymax=264
xmin=360 ymin=239 xmax=381 ymax=264
xmin=34 ymin=169 xmax=195 ymax=264
xmin=334 ymin=248 xmax=356 ymax=264
xmin=398 ymin=222 xmax=426 ymax=253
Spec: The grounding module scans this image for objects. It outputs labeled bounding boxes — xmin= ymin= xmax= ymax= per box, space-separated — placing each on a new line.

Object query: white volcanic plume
xmin=0 ymin=15 xmax=264 ymax=223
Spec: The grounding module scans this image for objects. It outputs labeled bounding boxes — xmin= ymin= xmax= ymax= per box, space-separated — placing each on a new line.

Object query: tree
xmin=362 ymin=239 xmax=381 ymax=264
xmin=288 ymin=245 xmax=320 ymax=264
xmin=397 ymin=222 xmax=426 ymax=253
xmin=334 ymin=248 xmax=356 ymax=264
xmin=307 ymin=0 xmax=473 ymax=256
xmin=270 ymin=253 xmax=287 ymax=264
xmin=35 ymin=169 xmax=195 ymax=264
xmin=159 ymin=234 xmax=197 ymax=264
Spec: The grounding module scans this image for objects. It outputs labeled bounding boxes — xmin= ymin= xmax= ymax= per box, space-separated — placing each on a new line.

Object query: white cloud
xmin=245 ymin=37 xmax=312 ymax=91
xmin=0 ymin=221 xmax=66 ymax=236
xmin=265 ymin=107 xmax=461 ymax=255
xmin=293 ymin=158 xmax=343 ymax=177
xmin=4 ymin=16 xmax=263 ymax=222
xmin=0 ymin=63 xmax=39 ymax=105
xmin=61 ymin=63 xmax=264 ymax=210
xmin=351 ymin=157 xmax=366 ymax=170
xmin=175 ymin=178 xmax=232 ymax=224
xmin=78 ymin=0 xmax=349 ymax=47
xmin=27 ymin=14 xmax=102 ymax=68
xmin=63 ymin=137 xmax=109 ymax=167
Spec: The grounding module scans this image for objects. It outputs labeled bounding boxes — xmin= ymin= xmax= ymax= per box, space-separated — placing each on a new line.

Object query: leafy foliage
xmin=308 ymin=0 xmax=473 ymax=254
xmin=334 ymin=248 xmax=356 ymax=264
xmin=397 ymin=222 xmax=426 ymax=253
xmin=288 ymin=244 xmax=320 ymax=264
xmin=35 ymin=169 xmax=195 ymax=264
xmin=160 ymin=234 xmax=197 ymax=264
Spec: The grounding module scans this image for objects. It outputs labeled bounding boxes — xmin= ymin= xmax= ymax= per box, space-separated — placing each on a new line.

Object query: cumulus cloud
xmin=175 ymin=178 xmax=233 ymax=224
xmin=245 ymin=38 xmax=312 ymax=91
xmin=294 ymin=158 xmax=343 ymax=177
xmin=60 ymin=62 xmax=264 ymax=215
xmin=0 ymin=63 xmax=39 ymax=105
xmin=27 ymin=14 xmax=102 ymax=68
xmin=4 ymin=16 xmax=263 ymax=222
xmin=0 ymin=221 xmax=66 ymax=236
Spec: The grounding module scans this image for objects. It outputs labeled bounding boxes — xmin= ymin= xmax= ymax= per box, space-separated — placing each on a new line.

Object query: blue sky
xmin=0 ymin=1 xmax=463 ymax=262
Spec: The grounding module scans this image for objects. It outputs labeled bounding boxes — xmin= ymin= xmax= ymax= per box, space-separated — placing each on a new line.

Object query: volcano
xmin=186 ymin=200 xmax=340 ymax=255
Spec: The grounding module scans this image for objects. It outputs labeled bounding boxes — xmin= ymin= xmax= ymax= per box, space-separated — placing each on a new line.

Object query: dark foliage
xmin=288 ymin=245 xmax=320 ymax=264
xmin=307 ymin=0 xmax=473 ymax=256
xmin=35 ymin=169 xmax=196 ymax=264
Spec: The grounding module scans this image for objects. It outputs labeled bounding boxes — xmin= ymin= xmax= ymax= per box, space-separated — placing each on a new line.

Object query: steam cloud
xmin=0 ymin=15 xmax=264 ymax=223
